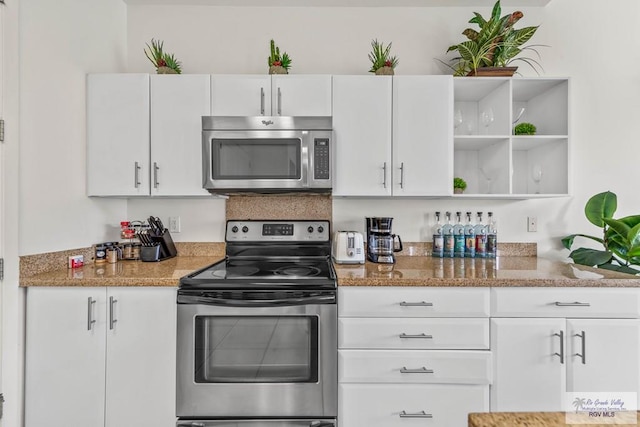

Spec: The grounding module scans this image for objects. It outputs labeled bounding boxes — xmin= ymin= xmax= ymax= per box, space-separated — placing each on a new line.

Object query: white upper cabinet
xmin=87 ymin=74 xmax=150 ymax=196
xmin=332 ymin=75 xmax=392 ymax=196
xmin=393 ymin=75 xmax=453 ymax=196
xmin=211 ymin=74 xmax=332 ymax=116
xmin=453 ymin=77 xmax=569 ymax=197
xmin=150 ymin=74 xmax=211 ymax=196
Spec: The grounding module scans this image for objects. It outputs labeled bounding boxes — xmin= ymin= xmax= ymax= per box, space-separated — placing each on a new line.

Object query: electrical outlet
xmin=168 ymin=216 xmax=181 ymax=233
xmin=527 ymin=216 xmax=537 ymax=232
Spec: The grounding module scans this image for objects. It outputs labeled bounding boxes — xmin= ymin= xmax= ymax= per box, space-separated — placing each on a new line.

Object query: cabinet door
xmin=491 ymin=318 xmax=566 ymax=411
xmin=393 ymin=75 xmax=453 ymax=196
xmin=151 ymin=75 xmax=211 ymax=196
xmin=211 ymin=75 xmax=271 ymax=116
xmin=332 ymin=76 xmax=392 ymax=196
xmin=567 ymin=319 xmax=640 ymax=406
xmin=271 ymin=75 xmax=332 ymax=116
xmin=87 ymin=74 xmax=150 ymax=196
xmin=25 ymin=287 xmax=107 ymax=427
xmin=105 ymin=287 xmax=177 ymax=427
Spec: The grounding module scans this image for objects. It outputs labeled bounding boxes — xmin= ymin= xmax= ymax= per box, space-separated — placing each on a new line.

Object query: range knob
xmin=242 ymin=226 xmax=249 ymax=233
xmin=318 ymin=225 xmax=324 ymax=233
xmin=307 ymin=226 xmax=314 ymax=233
xmin=231 ymin=226 xmax=239 ymax=233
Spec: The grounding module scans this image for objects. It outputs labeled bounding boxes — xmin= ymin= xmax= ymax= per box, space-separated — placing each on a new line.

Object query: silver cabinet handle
xmin=399 ymin=162 xmax=404 ymax=189
xmin=553 ymin=330 xmax=564 ymax=364
xmin=277 ymin=87 xmax=282 ymax=115
xmin=399 ymin=410 xmax=433 ymax=419
xmin=382 ymin=162 xmax=387 ymax=188
xmin=554 ymin=301 xmax=591 ymax=307
xmin=574 ymin=330 xmax=586 ymax=364
xmin=109 ymin=296 xmax=118 ymax=330
xmin=400 ymin=366 xmax=434 ymax=374
xmin=134 ymin=161 xmax=142 ymax=188
xmin=400 ymin=301 xmax=434 ymax=307
xmin=153 ymin=162 xmax=159 ymax=189
xmin=260 ymin=87 xmax=265 ymax=115
xmin=87 ymin=297 xmax=96 ymax=331
xmin=399 ymin=333 xmax=433 ymax=339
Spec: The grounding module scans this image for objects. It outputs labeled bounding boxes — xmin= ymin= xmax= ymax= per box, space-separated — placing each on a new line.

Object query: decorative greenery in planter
xmin=444 ymin=0 xmax=542 ymax=76
xmin=562 ymin=191 xmax=640 ymax=275
xmin=514 ymin=122 xmax=537 ymax=135
xmin=368 ymin=39 xmax=398 ymax=75
xmin=453 ymin=177 xmax=467 ymax=194
xmin=144 ymin=39 xmax=182 ymax=74
xmin=268 ymin=40 xmax=291 ymax=74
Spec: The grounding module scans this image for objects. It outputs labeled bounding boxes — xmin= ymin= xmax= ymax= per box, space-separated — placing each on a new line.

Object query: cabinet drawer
xmin=339 ymin=318 xmax=489 ymax=349
xmin=339 ymin=349 xmax=491 ymax=384
xmin=492 ymin=288 xmax=640 ymax=318
xmin=339 ymin=287 xmax=490 ymax=317
xmin=339 ymin=384 xmax=489 ymax=427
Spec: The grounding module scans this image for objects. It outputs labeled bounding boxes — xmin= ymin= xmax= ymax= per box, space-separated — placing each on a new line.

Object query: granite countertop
xmin=19 ymin=255 xmax=640 ymax=287
xmin=335 ymin=256 xmax=640 ymax=287
xmin=468 ymin=411 xmax=640 ymax=426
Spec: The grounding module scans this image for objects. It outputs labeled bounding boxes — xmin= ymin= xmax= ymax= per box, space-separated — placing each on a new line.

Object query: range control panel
xmin=226 ymin=220 xmax=330 ymax=242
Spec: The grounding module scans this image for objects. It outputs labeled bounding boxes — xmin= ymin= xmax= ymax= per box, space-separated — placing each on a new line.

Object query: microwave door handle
xmin=301 ymin=142 xmax=309 ymax=187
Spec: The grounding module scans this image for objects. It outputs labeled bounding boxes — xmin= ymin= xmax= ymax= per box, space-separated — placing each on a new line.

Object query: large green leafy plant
xmin=445 ymin=0 xmax=541 ymax=76
xmin=562 ymin=191 xmax=640 ymax=275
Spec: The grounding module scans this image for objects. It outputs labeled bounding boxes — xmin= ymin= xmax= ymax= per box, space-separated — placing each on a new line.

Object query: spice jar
xmin=95 ymin=245 xmax=107 ymax=264
xmin=120 ymin=221 xmax=134 ymax=240
xmin=106 ymin=247 xmax=119 ymax=264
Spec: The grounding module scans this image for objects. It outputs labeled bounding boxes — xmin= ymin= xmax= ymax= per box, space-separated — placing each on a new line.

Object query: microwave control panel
xmin=314 ymin=138 xmax=330 ymax=180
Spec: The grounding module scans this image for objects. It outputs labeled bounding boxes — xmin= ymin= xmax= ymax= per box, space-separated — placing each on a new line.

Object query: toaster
xmin=332 ymin=231 xmax=365 ymax=264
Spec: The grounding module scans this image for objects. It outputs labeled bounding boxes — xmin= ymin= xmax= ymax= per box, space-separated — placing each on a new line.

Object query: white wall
xmin=19 ymin=0 xmax=128 ymax=255
xmin=124 ymin=1 xmax=640 ymax=257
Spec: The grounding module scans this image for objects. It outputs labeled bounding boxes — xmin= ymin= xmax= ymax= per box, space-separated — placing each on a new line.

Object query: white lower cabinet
xmin=491 ymin=288 xmax=640 ymax=412
xmin=338 ymin=287 xmax=491 ymax=427
xmin=25 ymin=286 xmax=177 ymax=427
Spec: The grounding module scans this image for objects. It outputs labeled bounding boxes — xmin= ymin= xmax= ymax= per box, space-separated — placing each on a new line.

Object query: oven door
xmin=177 ymin=420 xmax=336 ymax=427
xmin=176 ymin=290 xmax=337 ymax=418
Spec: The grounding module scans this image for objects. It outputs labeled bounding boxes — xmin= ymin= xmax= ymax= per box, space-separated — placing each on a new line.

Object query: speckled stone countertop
xmin=468 ymin=411 xmax=640 ymax=426
xmin=335 ymin=257 xmax=640 ymax=287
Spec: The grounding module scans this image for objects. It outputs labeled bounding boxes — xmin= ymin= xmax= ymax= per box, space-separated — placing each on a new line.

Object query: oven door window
xmin=194 ymin=316 xmax=318 ymax=383
xmin=212 ymin=138 xmax=301 ymax=180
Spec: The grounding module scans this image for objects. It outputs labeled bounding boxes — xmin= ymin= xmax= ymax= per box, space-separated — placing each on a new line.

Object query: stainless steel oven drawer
xmin=177 ymin=420 xmax=336 ymax=427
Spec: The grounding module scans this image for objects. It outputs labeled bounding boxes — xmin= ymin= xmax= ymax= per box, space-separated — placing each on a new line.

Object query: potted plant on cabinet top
xmin=444 ymin=0 xmax=542 ymax=77
xmin=144 ymin=39 xmax=182 ymax=74
xmin=453 ymin=177 xmax=467 ymax=194
xmin=368 ymin=39 xmax=398 ymax=75
xmin=562 ymin=191 xmax=640 ymax=275
xmin=268 ymin=40 xmax=292 ymax=75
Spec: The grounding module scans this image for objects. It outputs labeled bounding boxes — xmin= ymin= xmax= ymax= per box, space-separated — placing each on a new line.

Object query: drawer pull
xmin=574 ymin=330 xmax=586 ymax=364
xmin=554 ymin=301 xmax=591 ymax=307
xmin=399 ymin=301 xmax=434 ymax=307
xmin=399 ymin=333 xmax=433 ymax=339
xmin=399 ymin=410 xmax=433 ymax=419
xmin=400 ymin=366 xmax=434 ymax=374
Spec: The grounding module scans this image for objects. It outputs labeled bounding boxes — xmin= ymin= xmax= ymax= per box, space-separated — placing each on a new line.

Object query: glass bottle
xmin=464 ymin=211 xmax=476 ymax=258
xmin=442 ymin=211 xmax=454 ymax=258
xmin=487 ymin=212 xmax=497 ymax=258
xmin=453 ymin=211 xmax=465 ymax=258
xmin=474 ymin=212 xmax=487 ymax=258
xmin=432 ymin=211 xmax=444 ymax=258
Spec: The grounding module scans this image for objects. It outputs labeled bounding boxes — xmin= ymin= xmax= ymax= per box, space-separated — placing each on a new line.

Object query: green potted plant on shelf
xmin=514 ymin=122 xmax=537 ymax=135
xmin=144 ymin=39 xmax=182 ymax=74
xmin=368 ymin=39 xmax=399 ymax=75
xmin=453 ymin=177 xmax=467 ymax=194
xmin=562 ymin=191 xmax=640 ymax=275
xmin=268 ymin=40 xmax=292 ymax=75
xmin=443 ymin=0 xmax=542 ymax=76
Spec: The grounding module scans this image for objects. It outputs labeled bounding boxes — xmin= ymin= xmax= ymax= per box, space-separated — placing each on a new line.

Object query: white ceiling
xmin=123 ymin=0 xmax=551 ymax=7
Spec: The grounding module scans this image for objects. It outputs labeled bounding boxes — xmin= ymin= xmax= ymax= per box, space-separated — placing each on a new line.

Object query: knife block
xmin=144 ymin=229 xmax=177 ymax=261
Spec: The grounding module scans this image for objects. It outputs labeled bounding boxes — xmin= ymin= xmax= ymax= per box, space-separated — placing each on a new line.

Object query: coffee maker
xmin=365 ymin=217 xmax=403 ymax=264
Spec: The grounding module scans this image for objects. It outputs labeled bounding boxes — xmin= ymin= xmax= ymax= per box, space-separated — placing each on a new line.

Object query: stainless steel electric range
xmin=176 ymin=220 xmax=337 ymax=427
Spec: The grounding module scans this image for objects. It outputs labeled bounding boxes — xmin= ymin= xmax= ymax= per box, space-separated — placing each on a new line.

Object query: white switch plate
xmin=169 ymin=216 xmax=181 ymax=233
xmin=527 ymin=216 xmax=537 ymax=232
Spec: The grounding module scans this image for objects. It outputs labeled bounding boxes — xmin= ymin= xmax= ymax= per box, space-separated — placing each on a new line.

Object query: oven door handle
xmin=178 ymin=294 xmax=336 ymax=307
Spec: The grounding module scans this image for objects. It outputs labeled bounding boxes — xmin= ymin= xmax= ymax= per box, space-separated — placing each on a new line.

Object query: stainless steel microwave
xmin=202 ymin=116 xmax=333 ymax=194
